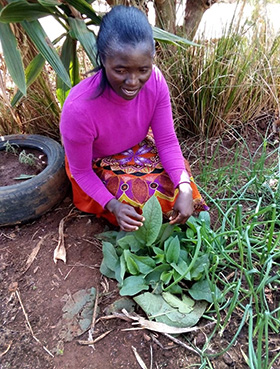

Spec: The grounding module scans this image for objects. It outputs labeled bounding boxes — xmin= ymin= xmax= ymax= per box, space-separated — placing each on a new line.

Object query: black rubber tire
xmin=0 ymin=134 xmax=70 ymax=227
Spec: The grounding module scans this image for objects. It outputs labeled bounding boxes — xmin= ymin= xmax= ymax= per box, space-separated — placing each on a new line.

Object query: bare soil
xmin=0 ymin=122 xmax=279 ymax=369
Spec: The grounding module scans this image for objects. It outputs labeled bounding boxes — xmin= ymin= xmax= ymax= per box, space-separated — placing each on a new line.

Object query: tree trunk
xmin=184 ymin=0 xmax=217 ymax=40
xmin=154 ymin=0 xmax=176 ymax=34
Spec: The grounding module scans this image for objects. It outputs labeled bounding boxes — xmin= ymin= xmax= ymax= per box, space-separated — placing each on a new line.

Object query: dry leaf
xmin=53 ymin=210 xmax=76 ymax=264
xmin=23 ymin=235 xmax=47 ymax=274
xmin=121 ymin=309 xmax=200 ymax=334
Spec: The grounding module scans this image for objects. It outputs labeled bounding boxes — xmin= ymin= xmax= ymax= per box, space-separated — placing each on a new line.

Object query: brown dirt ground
xmin=0 ymin=121 xmax=279 ymax=369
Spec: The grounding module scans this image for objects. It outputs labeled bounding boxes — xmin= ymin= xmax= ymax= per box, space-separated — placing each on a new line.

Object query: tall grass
xmin=156 ymin=3 xmax=280 ymax=139
xmin=185 ymin=128 xmax=280 ymax=368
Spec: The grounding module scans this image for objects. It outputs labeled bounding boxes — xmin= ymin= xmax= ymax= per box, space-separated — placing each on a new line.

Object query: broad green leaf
xmin=162 ymin=292 xmax=194 ymax=314
xmin=101 ymin=241 xmax=118 ymax=271
xmin=157 ymin=223 xmax=175 ymax=246
xmin=160 ymin=270 xmax=173 ymax=285
xmin=66 ymin=0 xmax=101 ymax=24
xmin=0 ymin=22 xmax=26 ymax=95
xmin=117 ymin=234 xmax=143 ymax=252
xmin=134 ymin=292 xmax=207 ymax=328
xmin=165 ymin=236 xmax=180 ymax=264
xmin=152 ymin=26 xmax=199 ymax=47
xmin=0 ymin=1 xmax=51 ymax=22
xmin=145 ymin=264 xmax=170 ymax=284
xmin=115 ymin=253 xmax=126 ymax=285
xmin=134 ymin=196 xmax=163 ymax=246
xmin=124 ymin=250 xmax=139 ymax=275
xmin=186 ymin=227 xmax=195 ymax=239
xmin=120 ymin=275 xmax=149 ymax=296
xmin=12 ymin=54 xmax=45 ymax=106
xmin=199 ymin=211 xmax=211 ymax=228
xmin=22 ymin=20 xmax=71 ymax=88
xmin=189 ymin=279 xmax=222 ymax=303
xmin=171 ymin=259 xmax=191 ymax=280
xmin=100 ymin=260 xmax=115 ymax=279
xmin=190 ymin=254 xmax=209 ymax=280
xmin=68 ymin=17 xmax=97 ymax=66
xmin=128 ymin=254 xmax=155 ymax=275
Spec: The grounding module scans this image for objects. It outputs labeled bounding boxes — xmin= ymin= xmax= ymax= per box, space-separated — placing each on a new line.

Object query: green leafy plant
xmin=3 ymin=140 xmax=19 ymax=155
xmin=99 ymin=196 xmax=222 ymax=328
xmin=18 ymin=150 xmax=37 ymax=167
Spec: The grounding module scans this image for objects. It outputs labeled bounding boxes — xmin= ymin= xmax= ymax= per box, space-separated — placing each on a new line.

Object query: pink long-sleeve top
xmin=60 ymin=65 xmax=189 ymax=209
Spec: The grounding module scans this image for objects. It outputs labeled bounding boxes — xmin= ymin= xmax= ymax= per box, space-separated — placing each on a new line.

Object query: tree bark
xmin=184 ymin=0 xmax=217 ymax=40
xmin=154 ymin=0 xmax=176 ymax=34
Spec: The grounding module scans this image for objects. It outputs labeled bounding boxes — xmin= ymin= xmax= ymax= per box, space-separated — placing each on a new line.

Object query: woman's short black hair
xmin=93 ymin=5 xmax=155 ymax=97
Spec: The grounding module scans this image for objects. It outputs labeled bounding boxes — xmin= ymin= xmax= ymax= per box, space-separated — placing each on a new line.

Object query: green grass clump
xmin=189 ymin=131 xmax=280 ymax=368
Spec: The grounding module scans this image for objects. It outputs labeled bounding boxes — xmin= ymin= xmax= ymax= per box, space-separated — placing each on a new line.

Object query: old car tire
xmin=0 ymin=134 xmax=70 ymax=226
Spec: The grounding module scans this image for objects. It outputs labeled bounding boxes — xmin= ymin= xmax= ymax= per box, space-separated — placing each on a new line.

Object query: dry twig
xmin=12 ymin=287 xmax=54 ymax=357
xmin=0 ymin=341 xmax=12 ymax=357
xmin=77 ymin=330 xmax=113 ymax=345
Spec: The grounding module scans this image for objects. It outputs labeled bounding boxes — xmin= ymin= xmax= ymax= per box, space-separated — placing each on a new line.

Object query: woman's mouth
xmin=121 ymin=88 xmax=139 ymax=97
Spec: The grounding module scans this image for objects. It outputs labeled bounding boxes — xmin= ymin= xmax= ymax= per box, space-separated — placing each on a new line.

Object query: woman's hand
xmin=169 ymin=183 xmax=193 ymax=225
xmin=106 ymin=199 xmax=145 ymax=232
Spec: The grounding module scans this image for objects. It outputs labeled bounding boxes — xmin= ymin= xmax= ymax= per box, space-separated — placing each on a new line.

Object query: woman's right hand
xmin=105 ymin=199 xmax=145 ymax=232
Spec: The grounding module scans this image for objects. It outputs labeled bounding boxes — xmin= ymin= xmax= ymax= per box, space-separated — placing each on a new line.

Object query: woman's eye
xmin=115 ymin=69 xmax=125 ymax=74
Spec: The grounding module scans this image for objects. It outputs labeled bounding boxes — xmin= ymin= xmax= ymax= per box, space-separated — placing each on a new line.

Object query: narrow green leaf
xmin=38 ymin=0 xmax=60 ymax=6
xmin=120 ymin=275 xmax=149 ymax=296
xmin=68 ymin=17 xmax=97 ymax=66
xmin=152 ymin=26 xmax=200 ymax=47
xmin=0 ymin=0 xmax=51 ymax=22
xmin=66 ymin=0 xmax=101 ymax=24
xmin=12 ymin=54 xmax=45 ymax=106
xmin=22 ymin=20 xmax=71 ymax=88
xmin=56 ymin=35 xmax=79 ymax=106
xmin=0 ymin=22 xmax=26 ymax=95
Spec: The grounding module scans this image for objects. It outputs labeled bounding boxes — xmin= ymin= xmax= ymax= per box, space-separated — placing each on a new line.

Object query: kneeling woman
xmin=60 ymin=5 xmax=208 ymax=232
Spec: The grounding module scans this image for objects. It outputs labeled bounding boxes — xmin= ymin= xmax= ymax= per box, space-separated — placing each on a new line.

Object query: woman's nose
xmin=125 ymin=73 xmax=138 ymax=86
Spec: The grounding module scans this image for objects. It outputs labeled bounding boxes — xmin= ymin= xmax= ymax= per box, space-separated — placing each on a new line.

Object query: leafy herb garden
xmin=100 ymin=141 xmax=280 ymax=368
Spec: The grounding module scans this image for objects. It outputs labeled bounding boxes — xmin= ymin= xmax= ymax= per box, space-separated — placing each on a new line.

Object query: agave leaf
xmin=0 ymin=22 xmax=26 ymax=95
xmin=11 ymin=54 xmax=45 ymax=106
xmin=66 ymin=0 xmax=101 ymax=24
xmin=21 ymin=20 xmax=71 ymax=88
xmin=68 ymin=17 xmax=97 ymax=66
xmin=0 ymin=0 xmax=51 ymax=22
xmin=152 ymin=26 xmax=200 ymax=47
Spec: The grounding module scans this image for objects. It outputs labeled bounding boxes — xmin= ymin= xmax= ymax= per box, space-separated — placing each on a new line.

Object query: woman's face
xmin=103 ymin=43 xmax=153 ymax=100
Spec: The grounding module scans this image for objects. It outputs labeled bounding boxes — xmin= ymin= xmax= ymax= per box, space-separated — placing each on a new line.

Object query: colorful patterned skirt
xmin=65 ymin=134 xmax=208 ymax=226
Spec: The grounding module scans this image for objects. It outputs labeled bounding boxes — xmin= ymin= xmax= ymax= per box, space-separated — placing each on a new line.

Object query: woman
xmin=60 ymin=5 xmax=208 ymax=232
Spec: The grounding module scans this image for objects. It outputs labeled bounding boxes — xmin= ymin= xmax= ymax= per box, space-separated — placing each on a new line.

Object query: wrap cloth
xmin=65 ymin=134 xmax=208 ymax=226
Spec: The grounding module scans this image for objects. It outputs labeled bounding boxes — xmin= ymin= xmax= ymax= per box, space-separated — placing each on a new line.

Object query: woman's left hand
xmin=169 ymin=183 xmax=193 ymax=225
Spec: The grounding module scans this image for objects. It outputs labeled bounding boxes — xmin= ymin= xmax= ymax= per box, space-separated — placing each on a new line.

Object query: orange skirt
xmin=65 ymin=134 xmax=208 ymax=226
